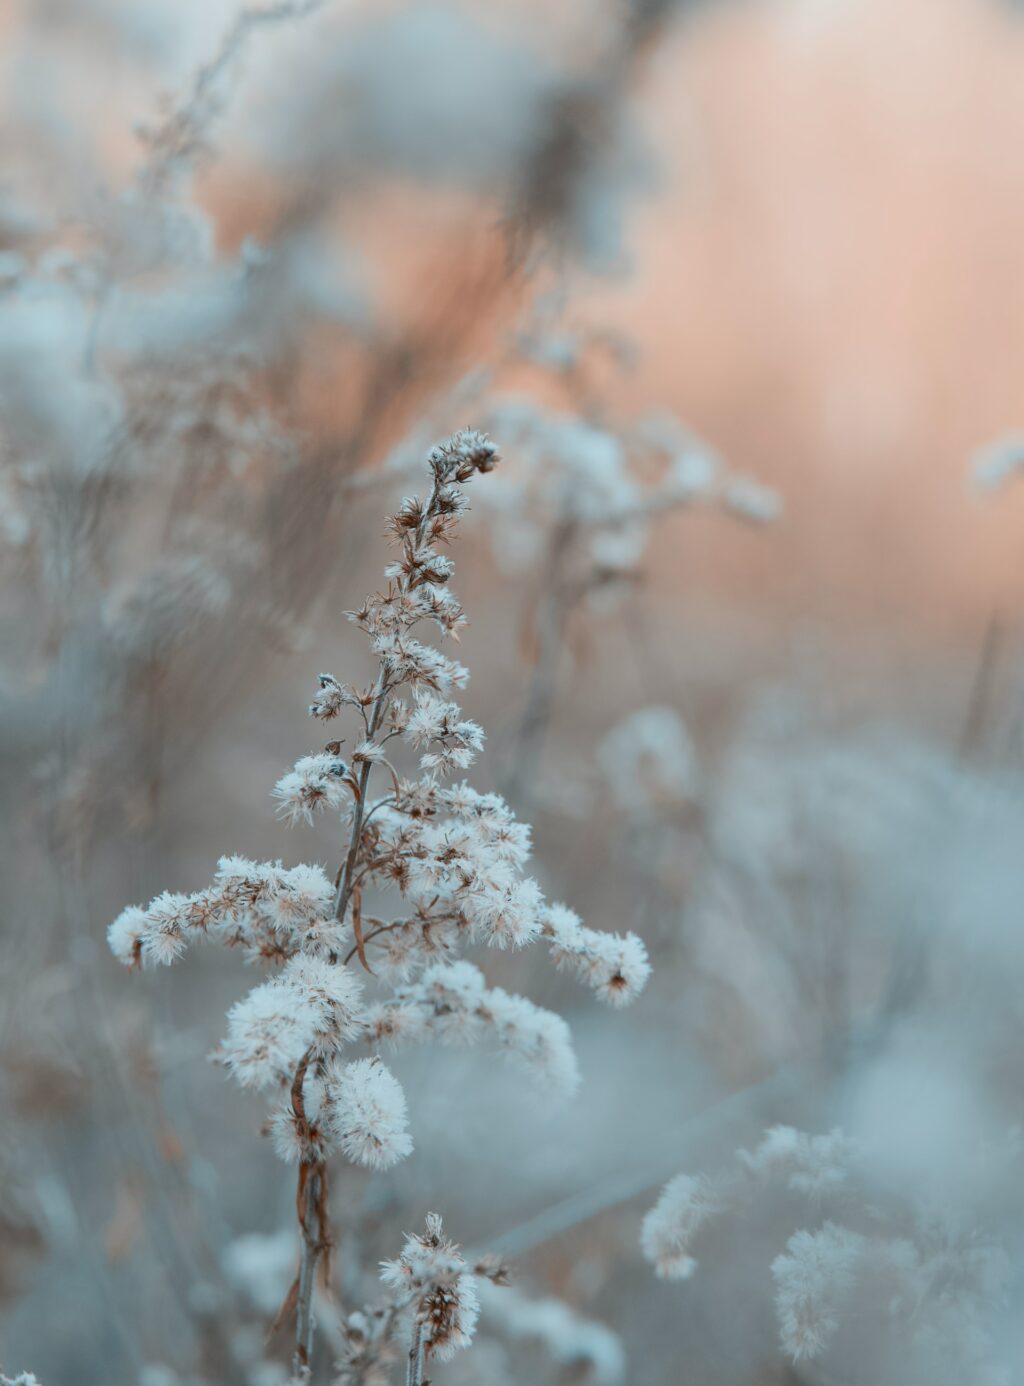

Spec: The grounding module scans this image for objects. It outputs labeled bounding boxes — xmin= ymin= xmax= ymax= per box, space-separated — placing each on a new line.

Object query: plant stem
xmin=333 ymin=667 xmax=388 ymax=928
xmin=343 ymin=918 xmax=407 ymax=967
xmin=406 ymin=1322 xmax=424 ymax=1386
xmin=333 ymin=478 xmax=441 ymax=932
xmin=295 ymin=476 xmax=447 ymax=1371
xmin=294 ymin=1161 xmax=323 ymax=1375
xmin=291 ymin=1048 xmax=329 ymax=1375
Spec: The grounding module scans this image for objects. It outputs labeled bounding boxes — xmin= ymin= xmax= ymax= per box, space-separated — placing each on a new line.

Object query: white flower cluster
xmin=107 ymin=856 xmax=340 ymax=970
xmin=738 ymin=1124 xmax=855 ymax=1199
xmin=543 ymin=903 xmax=651 ymax=1008
xmin=221 ymin=954 xmax=364 ymax=1091
xmin=770 ymin=1223 xmax=1010 ymax=1365
xmin=107 ymin=433 xmax=650 ymax=1189
xmin=270 ymin=1054 xmax=413 ymax=1170
xmin=365 ymin=960 xmax=581 ymax=1095
xmin=271 ymin=752 xmax=350 ymax=826
xmin=405 ymin=693 xmax=485 ymax=775
xmin=379 ymin=1213 xmax=483 ymax=1365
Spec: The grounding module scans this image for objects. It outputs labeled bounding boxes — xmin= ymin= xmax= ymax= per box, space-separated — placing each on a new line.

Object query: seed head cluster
xmin=107 ymin=430 xmax=650 ymax=1187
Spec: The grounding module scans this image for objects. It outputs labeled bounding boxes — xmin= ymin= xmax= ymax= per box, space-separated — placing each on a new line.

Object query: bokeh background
xmin=5 ymin=1 xmax=1024 ymax=1382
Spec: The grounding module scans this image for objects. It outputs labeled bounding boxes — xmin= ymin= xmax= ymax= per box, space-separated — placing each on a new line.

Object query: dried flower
xmin=323 ymin=1057 xmax=413 ymax=1170
xmin=380 ymin=1213 xmax=481 ymax=1363
xmin=106 ymin=432 xmax=649 ymax=1376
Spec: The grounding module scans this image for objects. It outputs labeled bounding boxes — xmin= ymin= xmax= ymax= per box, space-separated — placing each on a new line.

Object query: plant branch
xmin=343 ymin=918 xmax=409 ymax=967
xmin=406 ymin=1321 xmax=424 ymax=1386
xmin=333 ymin=479 xmax=442 ymax=936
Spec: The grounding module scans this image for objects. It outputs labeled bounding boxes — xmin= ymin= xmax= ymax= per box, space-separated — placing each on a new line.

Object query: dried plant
xmin=375 ymin=1213 xmax=506 ymax=1384
xmin=106 ymin=431 xmax=649 ymax=1380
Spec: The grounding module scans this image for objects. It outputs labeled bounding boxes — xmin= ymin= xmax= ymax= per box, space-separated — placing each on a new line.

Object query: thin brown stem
xmin=293 ymin=1162 xmax=322 ymax=1374
xmin=291 ymin=1048 xmax=330 ymax=1375
xmin=332 ymin=667 xmax=389 ymax=933
xmin=343 ymin=918 xmax=409 ymax=967
xmin=360 ymin=793 xmax=397 ymax=829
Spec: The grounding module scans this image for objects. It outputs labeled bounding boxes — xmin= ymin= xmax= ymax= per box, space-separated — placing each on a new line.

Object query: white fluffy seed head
xmin=107 ymin=905 xmax=149 ymax=967
xmin=543 ymin=905 xmax=650 ymax=1007
xmin=282 ymin=954 xmax=365 ymax=1048
xmin=219 ymin=976 xmax=320 ymax=1091
xmin=272 ymin=753 xmax=349 ymax=825
xmin=325 ymin=1058 xmax=413 ymax=1170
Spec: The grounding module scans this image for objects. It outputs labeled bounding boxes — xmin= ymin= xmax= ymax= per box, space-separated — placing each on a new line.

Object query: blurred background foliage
xmin=5 ymin=1 xmax=1024 ymax=1382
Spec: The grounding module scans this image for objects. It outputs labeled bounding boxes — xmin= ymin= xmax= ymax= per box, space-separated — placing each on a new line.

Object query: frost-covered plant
xmin=307 ymin=1213 xmax=500 ymax=1385
xmin=376 ymin=1212 xmax=496 ymax=1379
xmin=3 ymin=0 xmax=667 ymax=878
xmin=331 ymin=1218 xmax=624 ymax=1386
xmin=219 ymin=1213 xmax=623 ymax=1386
xmin=380 ymin=369 xmax=747 ymax=595
xmin=643 ymin=1125 xmax=1013 ymax=1382
xmin=107 ymin=431 xmax=649 ymax=1378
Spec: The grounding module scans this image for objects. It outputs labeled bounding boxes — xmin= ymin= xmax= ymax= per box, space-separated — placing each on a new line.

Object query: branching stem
xmin=295 ymin=477 xmax=446 ymax=1369
xmin=332 ymin=478 xmax=441 ymax=934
